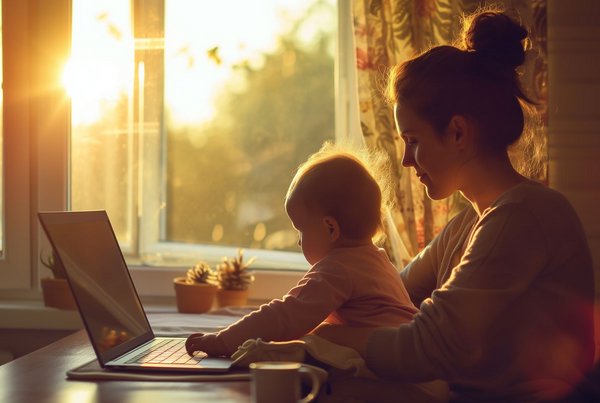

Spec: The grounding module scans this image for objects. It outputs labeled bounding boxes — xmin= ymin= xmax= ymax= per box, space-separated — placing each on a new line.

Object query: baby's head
xmin=285 ymin=145 xmax=384 ymax=244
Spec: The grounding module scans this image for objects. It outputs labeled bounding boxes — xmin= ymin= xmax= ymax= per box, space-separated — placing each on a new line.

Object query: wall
xmin=547 ymin=0 xmax=600 ymax=359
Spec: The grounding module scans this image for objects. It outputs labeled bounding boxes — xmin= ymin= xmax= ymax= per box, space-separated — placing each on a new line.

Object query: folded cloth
xmin=231 ymin=334 xmax=449 ymax=403
xmin=232 ymin=334 xmax=376 ymax=379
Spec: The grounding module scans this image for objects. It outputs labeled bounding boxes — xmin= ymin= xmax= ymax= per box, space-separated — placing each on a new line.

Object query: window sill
xmin=129 ymin=266 xmax=304 ymax=301
xmin=0 ymin=300 xmax=83 ymax=331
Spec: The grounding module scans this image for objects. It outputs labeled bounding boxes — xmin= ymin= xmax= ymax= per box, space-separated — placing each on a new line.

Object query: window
xmin=68 ymin=0 xmax=342 ymax=270
xmin=0 ymin=0 xmax=356 ymax=298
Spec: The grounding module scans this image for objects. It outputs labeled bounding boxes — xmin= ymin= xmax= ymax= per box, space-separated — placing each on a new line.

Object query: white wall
xmin=548 ymin=0 xmax=600 ymax=358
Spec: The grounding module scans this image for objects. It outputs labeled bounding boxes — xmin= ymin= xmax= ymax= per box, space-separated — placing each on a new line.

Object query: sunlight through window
xmin=67 ymin=0 xmax=336 ymax=263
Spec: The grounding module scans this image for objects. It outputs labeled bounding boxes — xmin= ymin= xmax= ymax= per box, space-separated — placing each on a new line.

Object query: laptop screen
xmin=39 ymin=211 xmax=153 ymax=362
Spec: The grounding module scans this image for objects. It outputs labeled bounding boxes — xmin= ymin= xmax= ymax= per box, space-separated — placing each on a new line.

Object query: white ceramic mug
xmin=250 ymin=361 xmax=321 ymax=403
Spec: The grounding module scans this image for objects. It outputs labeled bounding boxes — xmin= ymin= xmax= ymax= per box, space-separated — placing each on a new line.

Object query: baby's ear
xmin=323 ymin=216 xmax=340 ymax=242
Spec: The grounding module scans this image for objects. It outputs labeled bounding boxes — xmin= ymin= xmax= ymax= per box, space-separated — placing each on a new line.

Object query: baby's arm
xmin=185 ymin=332 xmax=230 ymax=357
xmin=186 ymin=262 xmax=351 ymax=357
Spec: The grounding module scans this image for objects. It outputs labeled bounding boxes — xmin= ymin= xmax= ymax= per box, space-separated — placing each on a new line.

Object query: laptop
xmin=38 ymin=210 xmax=232 ymax=373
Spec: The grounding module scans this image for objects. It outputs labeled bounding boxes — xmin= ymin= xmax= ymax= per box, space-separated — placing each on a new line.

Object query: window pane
xmin=163 ymin=0 xmax=336 ymax=252
xmin=67 ymin=1 xmax=135 ymax=251
xmin=68 ymin=0 xmax=336 ymax=260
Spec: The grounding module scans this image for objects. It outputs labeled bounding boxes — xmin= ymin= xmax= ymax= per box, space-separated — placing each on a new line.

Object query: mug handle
xmin=298 ymin=365 xmax=321 ymax=403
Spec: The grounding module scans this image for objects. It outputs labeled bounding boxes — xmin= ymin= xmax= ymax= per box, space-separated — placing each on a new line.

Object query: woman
xmin=314 ymin=10 xmax=595 ymax=402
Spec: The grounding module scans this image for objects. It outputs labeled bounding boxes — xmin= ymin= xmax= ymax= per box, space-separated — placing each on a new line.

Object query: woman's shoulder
xmin=487 ymin=180 xmax=588 ymax=241
xmin=493 ymin=180 xmax=578 ymax=216
xmin=500 ymin=179 xmax=570 ymax=201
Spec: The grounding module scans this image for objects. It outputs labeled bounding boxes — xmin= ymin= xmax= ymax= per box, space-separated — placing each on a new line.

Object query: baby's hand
xmin=185 ymin=332 xmax=231 ymax=357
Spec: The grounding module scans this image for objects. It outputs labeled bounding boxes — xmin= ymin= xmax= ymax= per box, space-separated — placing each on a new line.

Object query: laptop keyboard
xmin=126 ymin=339 xmax=208 ymax=366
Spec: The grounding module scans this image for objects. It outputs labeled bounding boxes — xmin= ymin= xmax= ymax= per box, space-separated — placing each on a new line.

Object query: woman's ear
xmin=446 ymin=114 xmax=474 ymax=151
xmin=323 ymin=216 xmax=340 ymax=242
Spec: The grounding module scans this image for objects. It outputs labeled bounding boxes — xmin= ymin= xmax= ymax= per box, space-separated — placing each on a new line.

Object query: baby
xmin=186 ymin=145 xmax=418 ymax=357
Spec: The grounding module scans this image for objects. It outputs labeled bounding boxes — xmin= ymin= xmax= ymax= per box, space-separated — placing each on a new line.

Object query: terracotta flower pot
xmin=216 ymin=289 xmax=249 ymax=308
xmin=40 ymin=277 xmax=77 ymax=310
xmin=173 ymin=277 xmax=217 ymax=313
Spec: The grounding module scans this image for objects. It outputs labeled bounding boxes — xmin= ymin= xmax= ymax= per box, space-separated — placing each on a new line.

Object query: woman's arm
xmin=365 ymin=205 xmax=551 ymax=382
xmin=400 ymin=206 xmax=475 ymax=306
xmin=399 ymin=244 xmax=439 ymax=306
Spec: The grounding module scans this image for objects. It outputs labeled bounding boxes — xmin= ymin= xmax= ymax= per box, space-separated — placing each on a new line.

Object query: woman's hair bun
xmin=463 ymin=11 xmax=528 ymax=70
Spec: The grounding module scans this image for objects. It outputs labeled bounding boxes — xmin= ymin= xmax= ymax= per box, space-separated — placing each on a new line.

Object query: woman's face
xmin=394 ymin=104 xmax=461 ymax=200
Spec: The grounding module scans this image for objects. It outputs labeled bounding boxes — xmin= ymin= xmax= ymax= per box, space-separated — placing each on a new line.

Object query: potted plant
xmin=40 ymin=249 xmax=77 ymax=310
xmin=215 ymin=249 xmax=256 ymax=308
xmin=173 ymin=262 xmax=218 ymax=313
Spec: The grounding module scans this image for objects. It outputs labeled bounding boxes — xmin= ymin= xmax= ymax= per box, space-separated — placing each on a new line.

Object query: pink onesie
xmin=218 ymin=243 xmax=418 ymax=352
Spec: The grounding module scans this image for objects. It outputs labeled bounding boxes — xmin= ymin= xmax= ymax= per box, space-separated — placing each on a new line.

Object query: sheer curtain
xmin=350 ymin=0 xmax=548 ymax=266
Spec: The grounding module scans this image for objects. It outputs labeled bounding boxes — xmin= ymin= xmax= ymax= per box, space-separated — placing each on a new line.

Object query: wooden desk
xmin=0 ymin=329 xmax=251 ymax=403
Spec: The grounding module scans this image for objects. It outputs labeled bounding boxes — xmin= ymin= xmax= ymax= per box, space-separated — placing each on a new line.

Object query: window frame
xmin=0 ymin=1 xmax=31 ymax=290
xmin=0 ymin=0 xmax=71 ymax=295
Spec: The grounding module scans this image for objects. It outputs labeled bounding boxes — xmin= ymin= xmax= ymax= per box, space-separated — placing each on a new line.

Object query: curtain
xmin=352 ymin=0 xmax=547 ymax=266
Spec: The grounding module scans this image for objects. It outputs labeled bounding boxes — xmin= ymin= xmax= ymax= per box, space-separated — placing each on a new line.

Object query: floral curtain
xmin=352 ymin=0 xmax=547 ymax=265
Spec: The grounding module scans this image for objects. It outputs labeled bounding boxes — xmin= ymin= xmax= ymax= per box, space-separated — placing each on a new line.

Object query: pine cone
xmin=185 ymin=262 xmax=217 ymax=285
xmin=216 ymin=249 xmax=256 ymax=291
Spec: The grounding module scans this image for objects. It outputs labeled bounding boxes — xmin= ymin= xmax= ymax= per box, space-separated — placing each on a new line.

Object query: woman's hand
xmin=311 ymin=322 xmax=377 ymax=358
xmin=185 ymin=332 xmax=231 ymax=357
